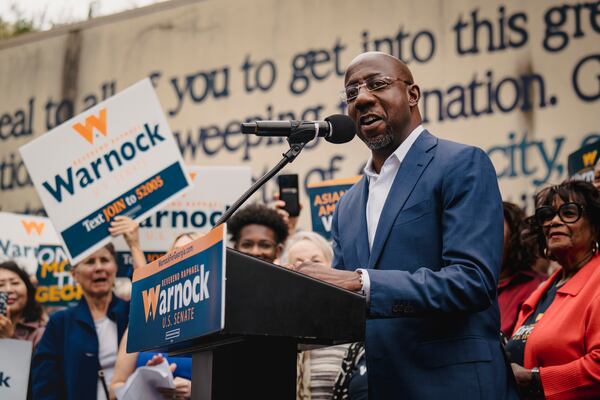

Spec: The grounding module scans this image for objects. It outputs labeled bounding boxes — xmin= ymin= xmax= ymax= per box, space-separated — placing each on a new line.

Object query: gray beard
xmin=362 ymin=132 xmax=394 ymax=150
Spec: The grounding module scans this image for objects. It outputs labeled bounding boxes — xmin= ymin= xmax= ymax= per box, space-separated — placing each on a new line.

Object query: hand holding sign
xmin=109 ymin=216 xmax=140 ymax=247
xmin=20 ymin=79 xmax=190 ymax=264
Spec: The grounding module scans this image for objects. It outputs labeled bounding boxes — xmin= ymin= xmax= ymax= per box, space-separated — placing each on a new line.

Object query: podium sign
xmin=127 ymin=225 xmax=226 ymax=352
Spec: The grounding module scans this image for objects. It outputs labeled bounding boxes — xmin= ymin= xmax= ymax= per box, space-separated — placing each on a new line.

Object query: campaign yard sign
xmin=35 ymin=244 xmax=81 ymax=307
xmin=0 ymin=339 xmax=33 ymax=400
xmin=113 ymin=166 xmax=250 ymax=277
xmin=307 ymin=176 xmax=361 ymax=240
xmin=127 ymin=224 xmax=226 ymax=353
xmin=0 ymin=212 xmax=60 ymax=275
xmin=568 ymin=141 xmax=600 ymax=182
xmin=20 ymin=79 xmax=190 ymax=264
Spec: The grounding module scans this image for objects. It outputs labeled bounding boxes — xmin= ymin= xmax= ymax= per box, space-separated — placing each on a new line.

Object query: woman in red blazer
xmin=506 ymin=181 xmax=600 ymax=399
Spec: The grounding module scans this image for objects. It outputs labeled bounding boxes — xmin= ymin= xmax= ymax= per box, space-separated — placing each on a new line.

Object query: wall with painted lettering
xmin=0 ymin=0 xmax=598 ymax=225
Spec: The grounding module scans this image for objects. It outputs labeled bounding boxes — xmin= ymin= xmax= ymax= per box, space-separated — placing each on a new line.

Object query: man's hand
xmin=269 ymin=193 xmax=302 ymax=236
xmin=289 ymin=262 xmax=362 ymax=292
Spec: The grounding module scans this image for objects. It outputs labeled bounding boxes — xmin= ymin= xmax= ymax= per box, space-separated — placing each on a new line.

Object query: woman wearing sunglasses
xmin=506 ymin=180 xmax=600 ymax=399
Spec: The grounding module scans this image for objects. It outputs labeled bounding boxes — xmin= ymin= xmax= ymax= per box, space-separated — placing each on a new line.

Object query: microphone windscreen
xmin=325 ymin=114 xmax=356 ymax=144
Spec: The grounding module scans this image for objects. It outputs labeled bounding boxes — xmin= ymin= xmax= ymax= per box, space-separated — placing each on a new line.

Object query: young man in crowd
xmin=227 ymin=203 xmax=290 ymax=263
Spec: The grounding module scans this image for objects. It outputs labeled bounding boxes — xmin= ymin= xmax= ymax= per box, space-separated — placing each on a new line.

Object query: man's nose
xmin=353 ymin=86 xmax=377 ymax=111
xmin=247 ymin=244 xmax=263 ymax=256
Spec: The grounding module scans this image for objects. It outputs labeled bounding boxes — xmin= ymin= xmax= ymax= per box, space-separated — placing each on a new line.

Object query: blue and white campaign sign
xmin=19 ymin=79 xmax=190 ymax=264
xmin=127 ymin=224 xmax=226 ymax=353
xmin=307 ymin=177 xmax=361 ymax=240
xmin=0 ymin=339 xmax=33 ymax=400
xmin=0 ymin=212 xmax=61 ymax=275
xmin=35 ymin=244 xmax=82 ymax=307
xmin=568 ymin=141 xmax=600 ymax=183
xmin=113 ymin=166 xmax=250 ymax=277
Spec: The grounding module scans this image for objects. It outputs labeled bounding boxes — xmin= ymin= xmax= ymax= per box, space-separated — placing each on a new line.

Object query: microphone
xmin=241 ymin=114 xmax=356 ymax=144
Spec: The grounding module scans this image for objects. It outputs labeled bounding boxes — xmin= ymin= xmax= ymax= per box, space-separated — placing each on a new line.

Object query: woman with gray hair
xmin=282 ymin=231 xmax=353 ymax=400
xmin=280 ymin=231 xmax=333 ymax=267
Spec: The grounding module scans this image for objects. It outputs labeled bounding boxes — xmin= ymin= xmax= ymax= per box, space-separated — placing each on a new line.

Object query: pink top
xmin=12 ymin=318 xmax=47 ymax=349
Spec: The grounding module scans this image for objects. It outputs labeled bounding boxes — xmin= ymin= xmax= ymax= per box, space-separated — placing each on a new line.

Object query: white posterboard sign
xmin=20 ymin=79 xmax=190 ymax=264
xmin=113 ymin=166 xmax=251 ymax=269
xmin=0 ymin=212 xmax=60 ymax=275
xmin=0 ymin=339 xmax=33 ymax=400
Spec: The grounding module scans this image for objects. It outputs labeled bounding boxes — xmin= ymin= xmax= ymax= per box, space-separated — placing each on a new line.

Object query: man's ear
xmin=408 ymin=84 xmax=421 ymax=107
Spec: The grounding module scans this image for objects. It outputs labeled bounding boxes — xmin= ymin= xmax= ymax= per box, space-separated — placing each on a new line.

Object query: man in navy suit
xmin=293 ymin=52 xmax=518 ymax=399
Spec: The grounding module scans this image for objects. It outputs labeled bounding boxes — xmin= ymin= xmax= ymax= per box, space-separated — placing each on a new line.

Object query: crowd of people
xmin=2 ymin=176 xmax=598 ymax=399
xmin=1 ymin=51 xmax=600 ymax=399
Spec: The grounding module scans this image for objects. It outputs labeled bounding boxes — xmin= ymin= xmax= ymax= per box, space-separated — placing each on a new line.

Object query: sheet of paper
xmin=114 ymin=359 xmax=175 ymax=400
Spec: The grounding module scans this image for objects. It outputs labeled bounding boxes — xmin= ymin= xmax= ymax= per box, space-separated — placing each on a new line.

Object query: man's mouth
xmin=359 ymin=114 xmax=382 ymax=127
xmin=93 ymin=277 xmax=108 ymax=284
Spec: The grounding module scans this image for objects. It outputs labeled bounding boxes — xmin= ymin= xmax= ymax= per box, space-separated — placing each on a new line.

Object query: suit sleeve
xmin=540 ymin=294 xmax=600 ymax=399
xmin=31 ymin=314 xmax=64 ymax=400
xmin=367 ymin=147 xmax=503 ymax=317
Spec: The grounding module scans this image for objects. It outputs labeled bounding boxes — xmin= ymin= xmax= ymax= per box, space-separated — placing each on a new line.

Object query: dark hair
xmin=502 ymin=202 xmax=537 ymax=274
xmin=228 ymin=203 xmax=289 ymax=244
xmin=534 ymin=180 xmax=600 ymax=256
xmin=0 ymin=261 xmax=44 ymax=323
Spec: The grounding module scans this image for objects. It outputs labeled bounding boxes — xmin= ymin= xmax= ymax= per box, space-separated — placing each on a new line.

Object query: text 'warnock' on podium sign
xmin=127 ymin=224 xmax=226 ymax=353
xmin=19 ymin=79 xmax=190 ymax=264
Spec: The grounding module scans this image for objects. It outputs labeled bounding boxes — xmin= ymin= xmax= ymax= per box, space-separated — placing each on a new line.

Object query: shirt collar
xmin=363 ymin=124 xmax=424 ymax=178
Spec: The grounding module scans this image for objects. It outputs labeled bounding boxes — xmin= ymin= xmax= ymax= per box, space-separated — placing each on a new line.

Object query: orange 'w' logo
xmin=72 ymin=108 xmax=108 ymax=144
xmin=142 ymin=285 xmax=161 ymax=322
xmin=582 ymin=150 xmax=597 ymax=167
xmin=21 ymin=220 xmax=45 ymax=236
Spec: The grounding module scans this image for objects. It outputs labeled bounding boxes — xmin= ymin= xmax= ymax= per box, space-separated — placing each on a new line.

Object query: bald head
xmin=344 ymin=52 xmax=414 ymax=85
xmin=342 ymin=52 xmax=422 ymax=170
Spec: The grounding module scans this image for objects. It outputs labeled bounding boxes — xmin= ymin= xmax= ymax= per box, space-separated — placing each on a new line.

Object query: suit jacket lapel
xmin=368 ymin=131 xmax=437 ymax=268
xmin=353 ymin=177 xmax=370 ymax=268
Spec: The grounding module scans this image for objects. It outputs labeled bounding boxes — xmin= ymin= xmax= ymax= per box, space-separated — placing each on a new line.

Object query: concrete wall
xmin=1 ymin=0 xmax=598 ymax=227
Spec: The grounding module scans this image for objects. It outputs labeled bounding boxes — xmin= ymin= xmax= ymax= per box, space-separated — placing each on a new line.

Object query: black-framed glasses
xmin=535 ymin=202 xmax=585 ymax=225
xmin=341 ymin=76 xmax=413 ymax=102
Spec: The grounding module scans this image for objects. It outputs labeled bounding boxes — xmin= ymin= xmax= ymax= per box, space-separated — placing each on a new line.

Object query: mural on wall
xmin=0 ymin=0 xmax=598 ymax=229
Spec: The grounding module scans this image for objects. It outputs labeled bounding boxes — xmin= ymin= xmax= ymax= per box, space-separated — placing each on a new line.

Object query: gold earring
xmin=544 ymin=247 xmax=551 ymax=258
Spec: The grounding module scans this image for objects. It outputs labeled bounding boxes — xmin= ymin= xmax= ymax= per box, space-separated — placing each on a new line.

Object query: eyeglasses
xmin=535 ymin=202 xmax=585 ymax=225
xmin=341 ymin=76 xmax=413 ymax=102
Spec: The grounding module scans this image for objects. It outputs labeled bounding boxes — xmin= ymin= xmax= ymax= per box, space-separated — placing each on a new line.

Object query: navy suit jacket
xmin=32 ymin=295 xmax=129 ymax=400
xmin=332 ymin=131 xmax=518 ymax=399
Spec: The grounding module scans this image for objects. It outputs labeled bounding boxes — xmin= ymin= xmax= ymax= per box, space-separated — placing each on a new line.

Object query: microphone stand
xmin=214 ymin=139 xmax=306 ymax=226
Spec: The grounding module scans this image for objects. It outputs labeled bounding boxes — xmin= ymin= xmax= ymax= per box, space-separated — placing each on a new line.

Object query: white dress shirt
xmin=357 ymin=125 xmax=424 ymax=301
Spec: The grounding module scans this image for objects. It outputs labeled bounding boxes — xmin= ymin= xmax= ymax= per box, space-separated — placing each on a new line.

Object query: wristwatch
xmin=356 ymin=269 xmax=365 ymax=295
xmin=530 ymin=367 xmax=543 ymax=397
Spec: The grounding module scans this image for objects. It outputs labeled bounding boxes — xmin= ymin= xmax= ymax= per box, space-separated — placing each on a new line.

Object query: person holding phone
xmin=0 ymin=260 xmax=47 ymax=348
xmin=271 ymin=174 xmax=303 ymax=237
